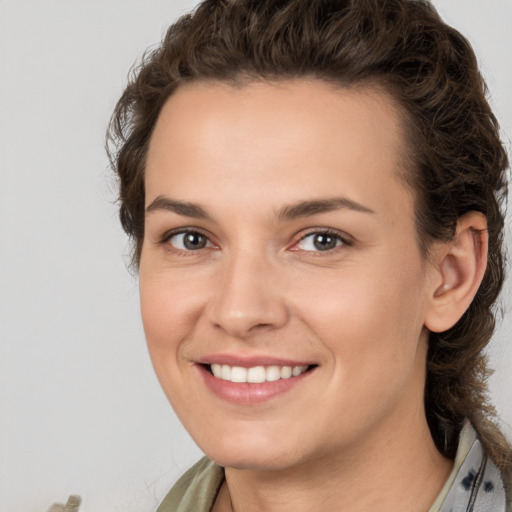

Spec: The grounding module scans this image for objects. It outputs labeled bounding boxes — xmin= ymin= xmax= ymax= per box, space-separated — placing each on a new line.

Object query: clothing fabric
xmin=46 ymin=495 xmax=81 ymax=512
xmin=157 ymin=422 xmax=509 ymax=512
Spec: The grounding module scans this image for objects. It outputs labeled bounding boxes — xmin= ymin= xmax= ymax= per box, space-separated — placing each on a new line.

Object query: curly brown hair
xmin=107 ymin=0 xmax=511 ymax=477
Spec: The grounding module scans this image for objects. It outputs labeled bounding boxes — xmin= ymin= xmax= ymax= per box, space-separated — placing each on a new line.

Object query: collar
xmin=435 ymin=420 xmax=506 ymax=512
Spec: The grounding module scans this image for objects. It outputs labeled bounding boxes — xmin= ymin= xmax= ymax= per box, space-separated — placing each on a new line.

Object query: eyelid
xmin=159 ymin=227 xmax=218 ymax=252
xmin=156 ymin=226 xmax=352 ymax=254
xmin=289 ymin=228 xmax=353 ymax=252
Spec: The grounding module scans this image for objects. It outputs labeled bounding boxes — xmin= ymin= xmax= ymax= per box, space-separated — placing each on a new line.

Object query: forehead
xmin=149 ymin=79 xmax=407 ymax=159
xmin=145 ymin=79 xmax=413 ymax=221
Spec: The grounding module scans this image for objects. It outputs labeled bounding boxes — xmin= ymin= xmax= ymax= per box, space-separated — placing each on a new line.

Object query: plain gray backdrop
xmin=0 ymin=1 xmax=511 ymax=511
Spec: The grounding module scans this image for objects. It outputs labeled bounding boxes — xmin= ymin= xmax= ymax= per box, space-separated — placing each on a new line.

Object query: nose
xmin=206 ymin=250 xmax=289 ymax=339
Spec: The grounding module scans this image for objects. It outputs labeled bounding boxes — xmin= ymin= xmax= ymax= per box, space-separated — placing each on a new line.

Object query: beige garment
xmin=46 ymin=495 xmax=81 ymax=512
xmin=158 ymin=457 xmax=224 ymax=512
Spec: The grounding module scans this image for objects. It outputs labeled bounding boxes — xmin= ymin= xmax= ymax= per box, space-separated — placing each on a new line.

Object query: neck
xmin=214 ymin=411 xmax=453 ymax=512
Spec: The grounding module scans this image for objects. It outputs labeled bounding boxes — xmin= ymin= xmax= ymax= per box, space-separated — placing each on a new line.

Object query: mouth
xmin=195 ymin=355 xmax=318 ymax=404
xmin=202 ymin=363 xmax=316 ymax=383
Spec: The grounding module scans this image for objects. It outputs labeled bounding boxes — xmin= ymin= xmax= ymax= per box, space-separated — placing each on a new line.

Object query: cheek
xmin=139 ymin=270 xmax=203 ymax=361
xmin=138 ymin=272 xmax=206 ymax=415
xmin=291 ymin=252 xmax=428 ymax=372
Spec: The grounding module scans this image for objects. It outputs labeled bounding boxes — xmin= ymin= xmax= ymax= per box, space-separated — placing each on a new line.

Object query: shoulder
xmin=157 ymin=457 xmax=224 ymax=512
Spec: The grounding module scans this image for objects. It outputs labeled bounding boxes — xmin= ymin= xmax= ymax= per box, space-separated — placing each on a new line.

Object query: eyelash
xmin=159 ymin=229 xmax=215 ymax=254
xmin=291 ymin=229 xmax=352 ymax=253
xmin=158 ymin=228 xmax=352 ymax=255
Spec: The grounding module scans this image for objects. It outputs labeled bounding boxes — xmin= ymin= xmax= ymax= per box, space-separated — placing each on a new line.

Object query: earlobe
xmin=424 ymin=211 xmax=488 ymax=333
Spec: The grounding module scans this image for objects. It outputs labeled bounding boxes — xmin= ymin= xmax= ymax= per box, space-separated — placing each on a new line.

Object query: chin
xmin=208 ymin=450 xmax=299 ymax=472
xmin=198 ymin=430 xmax=304 ymax=471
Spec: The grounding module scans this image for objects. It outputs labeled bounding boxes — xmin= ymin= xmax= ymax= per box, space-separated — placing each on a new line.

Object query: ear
xmin=424 ymin=211 xmax=488 ymax=333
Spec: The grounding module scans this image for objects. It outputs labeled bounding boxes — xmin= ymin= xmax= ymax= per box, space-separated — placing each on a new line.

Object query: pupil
xmin=184 ymin=232 xmax=206 ymax=250
xmin=313 ymin=234 xmax=336 ymax=251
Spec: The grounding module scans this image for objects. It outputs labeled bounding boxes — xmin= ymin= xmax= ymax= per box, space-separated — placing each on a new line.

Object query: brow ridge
xmin=145 ymin=196 xmax=211 ymax=219
xmin=145 ymin=195 xmax=374 ymax=221
xmin=277 ymin=197 xmax=375 ymax=220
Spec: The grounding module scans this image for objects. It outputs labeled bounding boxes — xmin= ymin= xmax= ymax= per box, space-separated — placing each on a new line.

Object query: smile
xmin=210 ymin=364 xmax=309 ymax=383
xmin=197 ymin=359 xmax=317 ymax=404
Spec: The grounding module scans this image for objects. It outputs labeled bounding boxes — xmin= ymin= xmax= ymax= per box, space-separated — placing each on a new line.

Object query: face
xmin=140 ymin=80 xmax=437 ymax=471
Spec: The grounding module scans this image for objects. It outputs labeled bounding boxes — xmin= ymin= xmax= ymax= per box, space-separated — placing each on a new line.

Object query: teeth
xmin=266 ymin=366 xmax=281 ymax=382
xmin=247 ymin=366 xmax=266 ymax=383
xmin=280 ymin=366 xmax=292 ymax=379
xmin=209 ymin=364 xmax=309 ymax=383
xmin=211 ymin=363 xmax=222 ymax=378
xmin=292 ymin=366 xmax=305 ymax=376
xmin=230 ymin=366 xmax=247 ymax=383
xmin=221 ymin=364 xmax=231 ymax=380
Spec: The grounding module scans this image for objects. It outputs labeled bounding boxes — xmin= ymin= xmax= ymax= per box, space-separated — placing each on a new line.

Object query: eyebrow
xmin=145 ymin=196 xmax=212 ymax=219
xmin=277 ymin=197 xmax=375 ymax=220
xmin=145 ymin=195 xmax=375 ymax=220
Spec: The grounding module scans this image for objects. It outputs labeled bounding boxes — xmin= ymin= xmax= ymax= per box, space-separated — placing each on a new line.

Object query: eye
xmin=166 ymin=230 xmax=213 ymax=251
xmin=294 ymin=231 xmax=348 ymax=252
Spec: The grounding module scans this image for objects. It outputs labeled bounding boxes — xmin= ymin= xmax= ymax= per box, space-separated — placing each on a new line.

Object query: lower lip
xmin=197 ymin=365 xmax=314 ymax=404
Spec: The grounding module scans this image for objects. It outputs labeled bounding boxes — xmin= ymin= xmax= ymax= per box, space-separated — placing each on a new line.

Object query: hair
xmin=107 ymin=0 xmax=511 ymax=479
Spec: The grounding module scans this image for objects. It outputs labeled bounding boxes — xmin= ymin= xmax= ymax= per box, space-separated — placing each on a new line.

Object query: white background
xmin=0 ymin=1 xmax=510 ymax=511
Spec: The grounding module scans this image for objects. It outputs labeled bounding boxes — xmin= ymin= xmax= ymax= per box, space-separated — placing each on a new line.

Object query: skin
xmin=140 ymin=79 xmax=466 ymax=512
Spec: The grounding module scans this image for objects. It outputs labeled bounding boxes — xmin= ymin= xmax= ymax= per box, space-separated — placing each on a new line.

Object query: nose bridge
xmin=208 ymin=245 xmax=288 ymax=337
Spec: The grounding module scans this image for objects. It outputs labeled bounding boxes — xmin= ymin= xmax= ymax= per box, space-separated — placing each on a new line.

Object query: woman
xmin=107 ymin=0 xmax=511 ymax=510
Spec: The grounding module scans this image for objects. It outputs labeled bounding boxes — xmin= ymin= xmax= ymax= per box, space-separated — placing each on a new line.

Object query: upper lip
xmin=196 ymin=354 xmax=315 ymax=368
